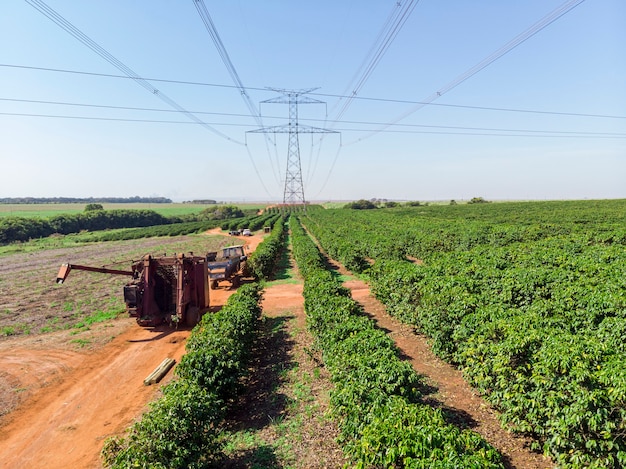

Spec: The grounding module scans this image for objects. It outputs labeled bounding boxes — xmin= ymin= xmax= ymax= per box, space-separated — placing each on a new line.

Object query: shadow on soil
xmin=215 ymin=444 xmax=280 ymax=469
xmin=126 ymin=324 xmax=185 ymax=342
xmin=211 ymin=315 xmax=295 ymax=469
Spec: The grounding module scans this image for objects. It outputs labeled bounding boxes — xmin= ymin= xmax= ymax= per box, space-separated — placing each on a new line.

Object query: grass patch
xmin=74 ymin=308 xmax=123 ymax=330
xmin=1 ymin=326 xmax=16 ymax=336
xmin=266 ymin=277 xmax=300 ymax=286
xmin=1 ymin=324 xmax=31 ymax=336
xmin=216 ymin=312 xmax=342 ymax=468
xmin=71 ymin=338 xmax=91 ymax=348
xmin=337 ymin=273 xmax=355 ymax=283
xmin=0 ymin=235 xmax=85 ymax=256
xmin=218 ymin=431 xmax=281 ymax=469
xmin=269 ymin=233 xmax=299 ymax=285
xmin=38 ymin=316 xmax=62 ymax=334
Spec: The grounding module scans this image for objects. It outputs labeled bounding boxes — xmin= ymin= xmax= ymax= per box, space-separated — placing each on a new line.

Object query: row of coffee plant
xmin=303 ymin=200 xmax=626 ymax=468
xmin=306 ymin=201 xmax=626 ymax=267
xmin=102 ymin=283 xmax=262 ymax=468
xmin=290 ymin=216 xmax=505 ymax=468
xmin=69 ymin=219 xmax=224 ymax=243
xmin=221 ymin=212 xmax=280 ymax=232
xmin=73 ymin=213 xmax=283 ymax=244
xmin=63 ymin=213 xmax=283 ymax=244
xmin=245 ymin=216 xmax=286 ymax=280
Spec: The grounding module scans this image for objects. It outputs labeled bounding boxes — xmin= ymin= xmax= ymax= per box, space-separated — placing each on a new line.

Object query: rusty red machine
xmin=56 ymin=253 xmax=210 ymax=327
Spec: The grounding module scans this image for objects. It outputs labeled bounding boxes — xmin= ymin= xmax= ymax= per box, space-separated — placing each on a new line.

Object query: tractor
xmin=206 ymin=245 xmax=247 ymax=289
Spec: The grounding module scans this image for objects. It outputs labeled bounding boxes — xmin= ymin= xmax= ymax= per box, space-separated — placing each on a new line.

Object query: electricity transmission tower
xmin=248 ymin=88 xmax=337 ymax=208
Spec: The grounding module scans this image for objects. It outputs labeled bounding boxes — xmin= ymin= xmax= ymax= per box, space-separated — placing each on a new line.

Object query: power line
xmin=192 ymin=0 xmax=258 ymax=119
xmin=331 ymin=0 xmax=420 ymax=123
xmin=24 ymin=0 xmax=279 ymax=199
xmin=4 ymin=96 xmax=622 ymax=137
xmin=192 ymin=0 xmax=281 ymax=189
xmin=0 ymin=111 xmax=248 ymax=125
xmin=6 ymin=97 xmax=625 ymax=134
xmin=4 ymin=111 xmax=623 ymax=138
xmin=0 ymin=63 xmax=245 ymax=89
xmin=313 ymin=91 xmax=626 ymax=120
xmin=315 ymin=0 xmax=589 ymax=202
xmin=3 ymin=62 xmax=624 ymax=120
xmin=313 ymin=144 xmax=343 ymax=199
xmin=23 ymin=0 xmax=241 ymax=145
xmin=314 ymin=0 xmax=419 ymax=191
xmin=349 ymin=0 xmax=588 ymax=144
xmin=0 ymin=97 xmax=249 ymax=117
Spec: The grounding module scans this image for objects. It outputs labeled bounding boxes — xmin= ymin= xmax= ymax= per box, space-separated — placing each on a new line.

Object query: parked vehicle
xmin=56 ymin=253 xmax=210 ymax=327
xmin=206 ymin=245 xmax=247 ymax=289
xmin=241 ymin=228 xmax=252 ymax=236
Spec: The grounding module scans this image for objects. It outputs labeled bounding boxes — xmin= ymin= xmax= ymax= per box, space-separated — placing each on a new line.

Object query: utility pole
xmin=248 ymin=88 xmax=337 ymax=210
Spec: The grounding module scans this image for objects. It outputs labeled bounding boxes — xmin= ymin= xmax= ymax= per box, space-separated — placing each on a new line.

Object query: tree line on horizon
xmin=0 ymin=204 xmax=248 ymax=245
xmin=0 ymin=196 xmax=172 ymax=204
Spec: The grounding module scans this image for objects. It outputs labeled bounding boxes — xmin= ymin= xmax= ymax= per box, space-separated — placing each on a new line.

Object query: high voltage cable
xmin=3 ymin=62 xmax=623 ymax=121
xmin=350 ymin=0 xmax=588 ymax=144
xmin=315 ymin=0 xmax=589 ymax=194
xmin=23 ymin=0 xmax=241 ymax=145
xmin=192 ymin=0 xmax=259 ymax=121
xmin=331 ymin=0 xmax=420 ymax=124
xmin=319 ymin=0 xmax=589 ymax=192
xmin=0 ymin=63 xmax=244 ymax=89
xmin=3 ymin=111 xmax=623 ymax=139
xmin=312 ymin=91 xmax=626 ymax=120
xmin=192 ymin=0 xmax=282 ymax=189
xmin=23 ymin=0 xmax=279 ymax=198
xmin=2 ymin=97 xmax=622 ymax=136
xmin=313 ymin=0 xmax=418 ymax=193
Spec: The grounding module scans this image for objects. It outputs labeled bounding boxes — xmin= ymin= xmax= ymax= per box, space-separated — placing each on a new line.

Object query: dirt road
xmin=0 ymin=229 xmax=263 ymax=469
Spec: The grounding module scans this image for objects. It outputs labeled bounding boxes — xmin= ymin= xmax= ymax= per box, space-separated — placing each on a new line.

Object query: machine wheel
xmin=184 ymin=306 xmax=200 ymax=327
xmin=232 ymin=275 xmax=240 ymax=288
xmin=211 ymin=280 xmax=219 ymax=289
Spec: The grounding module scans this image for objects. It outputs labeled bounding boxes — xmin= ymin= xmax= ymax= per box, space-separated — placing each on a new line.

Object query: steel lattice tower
xmin=249 ymin=88 xmax=337 ymax=208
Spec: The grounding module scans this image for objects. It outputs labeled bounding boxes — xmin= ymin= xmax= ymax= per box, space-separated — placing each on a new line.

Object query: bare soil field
xmin=0 ymin=233 xmax=237 ymax=339
xmin=0 ymin=229 xmax=262 ymax=469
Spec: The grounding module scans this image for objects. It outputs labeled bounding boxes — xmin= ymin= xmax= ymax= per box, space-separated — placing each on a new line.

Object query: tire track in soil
xmin=0 ymin=324 xmax=191 ymax=469
xmin=332 ymin=263 xmax=554 ymax=469
xmin=0 ymin=230 xmax=263 ymax=469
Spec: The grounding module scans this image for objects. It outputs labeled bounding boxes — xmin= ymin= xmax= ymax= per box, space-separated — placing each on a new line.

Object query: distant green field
xmin=0 ymin=203 xmax=266 ymax=218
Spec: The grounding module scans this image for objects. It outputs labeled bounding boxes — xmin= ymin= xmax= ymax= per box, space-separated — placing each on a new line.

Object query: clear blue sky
xmin=1 ymin=0 xmax=624 ymax=202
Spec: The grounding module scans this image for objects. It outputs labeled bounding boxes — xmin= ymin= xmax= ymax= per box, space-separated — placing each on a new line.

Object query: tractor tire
xmin=232 ymin=276 xmax=240 ymax=288
xmin=211 ymin=280 xmax=219 ymax=289
xmin=184 ymin=306 xmax=200 ymax=327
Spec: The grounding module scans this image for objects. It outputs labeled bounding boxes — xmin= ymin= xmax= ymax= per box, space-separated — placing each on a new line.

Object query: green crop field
xmin=0 ymin=203 xmax=209 ymax=218
xmin=0 ymin=202 xmax=268 ymax=219
xmin=4 ymin=199 xmax=625 ymax=468
xmin=302 ymin=199 xmax=626 ymax=468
